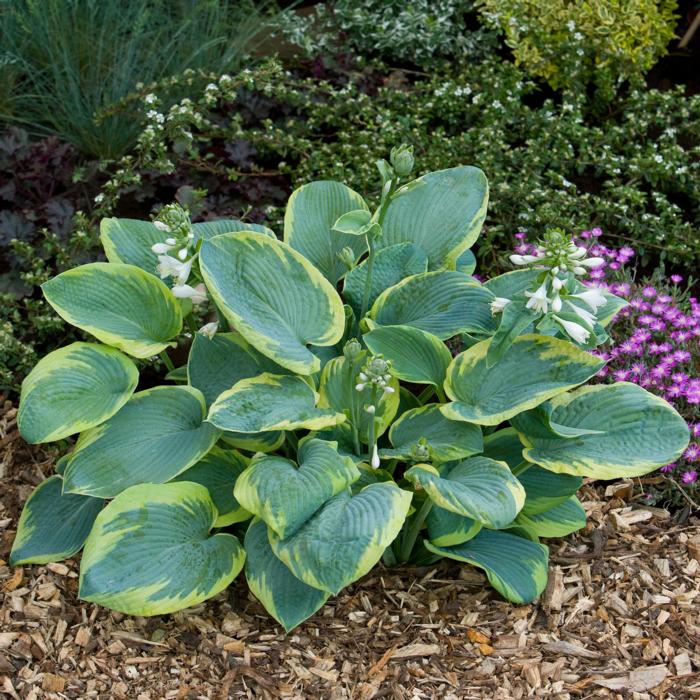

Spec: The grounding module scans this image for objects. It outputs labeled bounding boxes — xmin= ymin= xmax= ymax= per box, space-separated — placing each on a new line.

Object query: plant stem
xmin=512 ymin=461 xmax=532 ymax=477
xmin=186 ymin=314 xmax=198 ymax=335
xmin=358 ymin=234 xmax=377 ymax=323
xmin=214 ymin=303 xmax=229 ymax=332
xmin=435 ymin=385 xmax=447 ymax=403
xmin=358 ymin=177 xmax=398 ymax=327
xmin=399 ymin=497 xmax=433 ymax=563
xmin=417 ymin=385 xmax=436 ymax=404
xmin=159 ymin=350 xmax=175 ymax=372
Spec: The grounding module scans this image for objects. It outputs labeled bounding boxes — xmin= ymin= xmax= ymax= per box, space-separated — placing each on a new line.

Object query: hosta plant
xmin=10 ymin=147 xmax=689 ymax=631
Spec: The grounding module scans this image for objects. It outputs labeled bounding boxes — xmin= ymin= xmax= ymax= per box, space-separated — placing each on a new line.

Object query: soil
xmin=1 ymin=401 xmax=699 ymax=699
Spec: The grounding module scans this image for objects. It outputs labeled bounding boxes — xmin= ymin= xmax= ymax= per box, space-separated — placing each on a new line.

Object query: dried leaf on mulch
xmin=1 ymin=398 xmax=699 ymax=699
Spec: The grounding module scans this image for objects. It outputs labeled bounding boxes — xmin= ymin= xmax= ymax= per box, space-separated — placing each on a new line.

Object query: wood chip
xmin=593 ymin=664 xmax=669 ymax=691
xmin=543 ymin=641 xmax=601 ymax=659
xmin=392 ymin=643 xmax=441 ymax=658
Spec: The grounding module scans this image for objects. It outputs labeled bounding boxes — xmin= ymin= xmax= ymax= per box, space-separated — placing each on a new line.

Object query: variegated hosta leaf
xmin=318 ymin=352 xmax=399 ymax=444
xmin=404 ymin=457 xmax=525 ymax=529
xmin=482 ymin=427 xmax=528 ymax=470
xmin=518 ymin=382 xmax=690 ymax=479
xmin=234 ymin=439 xmax=360 ymax=539
xmin=343 ymin=242 xmax=428 ymax=315
xmin=284 ymin=180 xmax=369 ymax=284
xmin=42 ymin=262 xmax=182 ymax=358
xmin=101 ymin=217 xmax=274 ymax=273
xmin=441 ymin=334 xmax=604 ymax=426
xmin=364 ymin=325 xmax=451 ymax=387
xmin=18 ymin=342 xmax=138 ymax=444
xmin=378 ymin=166 xmax=488 ymax=270
xmin=426 ymin=506 xmax=482 ymax=548
xmin=220 ymin=429 xmax=286 ymax=454
xmin=484 ymin=268 xmax=539 ymax=299
xmin=200 ymin=232 xmax=345 ymax=374
xmin=517 ymin=465 xmax=583 ymax=515
xmin=9 ymin=476 xmax=103 ymax=566
xmin=515 ymin=496 xmax=586 ymax=538
xmin=244 ymin=519 xmax=329 ymax=632
xmin=269 ymin=483 xmax=412 ymax=594
xmin=455 ymin=248 xmax=477 ymax=275
xmin=192 ymin=219 xmax=275 ymax=243
xmin=79 ymin=482 xmax=245 ymax=616
xmin=383 ymin=405 xmax=482 ymax=462
xmin=187 ymin=332 xmax=286 ymax=406
xmin=63 ymin=386 xmax=220 ymax=498
xmin=368 ymin=271 xmax=496 ymax=339
xmin=173 ymin=447 xmax=251 ymax=527
xmin=424 ymin=529 xmax=549 ymax=604
xmin=208 ymin=373 xmax=345 ymax=433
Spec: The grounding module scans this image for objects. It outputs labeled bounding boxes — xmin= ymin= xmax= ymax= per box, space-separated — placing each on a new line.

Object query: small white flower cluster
xmin=150 ymin=204 xmax=207 ymax=304
xmin=355 ymin=356 xmax=395 ymax=397
xmin=355 ymin=355 xmax=395 ymax=469
xmin=504 ymin=230 xmax=608 ymax=344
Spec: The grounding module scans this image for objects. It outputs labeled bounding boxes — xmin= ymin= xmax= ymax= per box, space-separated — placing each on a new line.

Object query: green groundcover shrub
xmin=101 ymin=58 xmax=700 ymax=271
xmin=11 ymin=150 xmax=689 ymax=630
xmin=476 ymin=0 xmax=678 ymax=99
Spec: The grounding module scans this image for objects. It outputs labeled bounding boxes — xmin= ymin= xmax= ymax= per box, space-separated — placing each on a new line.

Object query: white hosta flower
xmin=154 ymin=221 xmax=171 ymax=232
xmin=567 ymin=301 xmax=596 ymax=326
xmin=151 ymin=242 xmax=174 ymax=254
xmin=490 ymin=297 xmax=510 ymax=315
xmin=554 ymin=316 xmax=590 ymax=344
xmin=156 ymin=255 xmax=193 ymax=284
xmin=198 ymin=321 xmax=218 ymax=339
xmin=524 ymin=280 xmax=549 ymax=313
xmin=580 ymin=257 xmax=605 ymax=269
xmin=572 ymin=287 xmax=607 ymax=310
xmin=510 ymin=254 xmax=540 ymax=265
xmin=371 ymin=443 xmax=380 ymax=469
xmin=551 ymin=276 xmax=564 ymax=291
xmin=177 ymin=248 xmax=188 ymax=261
xmin=551 ymin=294 xmax=562 ymax=313
xmin=172 ymin=283 xmax=207 ymax=304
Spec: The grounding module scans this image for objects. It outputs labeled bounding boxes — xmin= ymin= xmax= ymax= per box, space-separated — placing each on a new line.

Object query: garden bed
xmin=1 ymin=401 xmax=698 ymax=699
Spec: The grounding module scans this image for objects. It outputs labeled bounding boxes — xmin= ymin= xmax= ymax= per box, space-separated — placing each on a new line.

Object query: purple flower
xmin=609 ymin=262 xmax=621 ymax=270
xmin=639 ymin=314 xmax=656 ymax=326
xmin=580 ymin=230 xmax=591 ymax=239
xmin=630 ymin=362 xmax=647 ymax=375
xmin=642 ymin=286 xmax=657 ymax=298
xmin=691 ymin=423 xmax=700 ymax=437
xmin=660 ymin=463 xmax=676 ymax=473
xmin=592 ymin=227 xmax=603 ymax=237
xmin=684 ymin=444 xmax=700 ymax=462
xmin=651 ymin=303 xmax=667 ymax=315
xmin=651 ymin=364 xmax=670 ymax=379
xmin=681 ymin=470 xmax=698 ymax=485
xmin=649 ymin=319 xmax=667 ymax=332
xmin=670 ymin=274 xmax=683 ymax=284
xmin=671 ymin=372 xmax=689 ymax=385
xmin=657 ymin=294 xmax=673 ymax=303
xmin=613 ymin=369 xmax=631 ymax=381
xmin=515 ymin=232 xmax=527 ymax=240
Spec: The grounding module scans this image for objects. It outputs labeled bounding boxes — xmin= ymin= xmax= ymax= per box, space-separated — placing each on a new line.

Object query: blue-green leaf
xmin=79 ymin=482 xmax=245 ymax=616
xmin=10 ymin=476 xmax=103 ymax=566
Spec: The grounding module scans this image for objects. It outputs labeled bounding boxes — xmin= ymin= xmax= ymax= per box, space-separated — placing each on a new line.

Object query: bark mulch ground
xmin=1 ymin=400 xmax=699 ymax=700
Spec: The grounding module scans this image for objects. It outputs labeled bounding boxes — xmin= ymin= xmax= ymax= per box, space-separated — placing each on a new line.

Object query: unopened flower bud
xmin=343 ymin=339 xmax=362 ymax=360
xmin=337 ymin=246 xmax=356 ymax=270
xmin=365 ymin=404 xmax=376 ymax=414
xmin=389 ymin=144 xmax=414 ymax=178
xmin=371 ymin=443 xmax=381 ymax=469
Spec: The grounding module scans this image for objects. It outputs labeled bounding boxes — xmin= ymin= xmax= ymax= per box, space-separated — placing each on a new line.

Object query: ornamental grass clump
xmin=10 ymin=149 xmax=690 ymax=631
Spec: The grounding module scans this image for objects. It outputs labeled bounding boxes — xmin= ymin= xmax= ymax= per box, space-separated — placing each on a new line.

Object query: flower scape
xmin=9 ymin=149 xmax=690 ymax=631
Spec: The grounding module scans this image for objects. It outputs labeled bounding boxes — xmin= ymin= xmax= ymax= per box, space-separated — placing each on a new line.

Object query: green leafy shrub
xmin=0 ymin=0 xmax=283 ymax=157
xmin=11 ymin=151 xmax=689 ymax=629
xmin=101 ymin=59 xmax=700 ymax=270
xmin=476 ymin=0 xmax=678 ymax=98
xmin=276 ymin=0 xmax=499 ymax=68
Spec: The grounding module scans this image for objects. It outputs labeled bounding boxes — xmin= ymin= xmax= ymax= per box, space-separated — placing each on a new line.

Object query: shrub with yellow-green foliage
xmin=476 ymin=0 xmax=678 ymax=97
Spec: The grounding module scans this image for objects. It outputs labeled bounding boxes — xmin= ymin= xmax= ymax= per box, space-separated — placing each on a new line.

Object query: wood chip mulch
xmin=1 ymin=400 xmax=699 ymax=699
